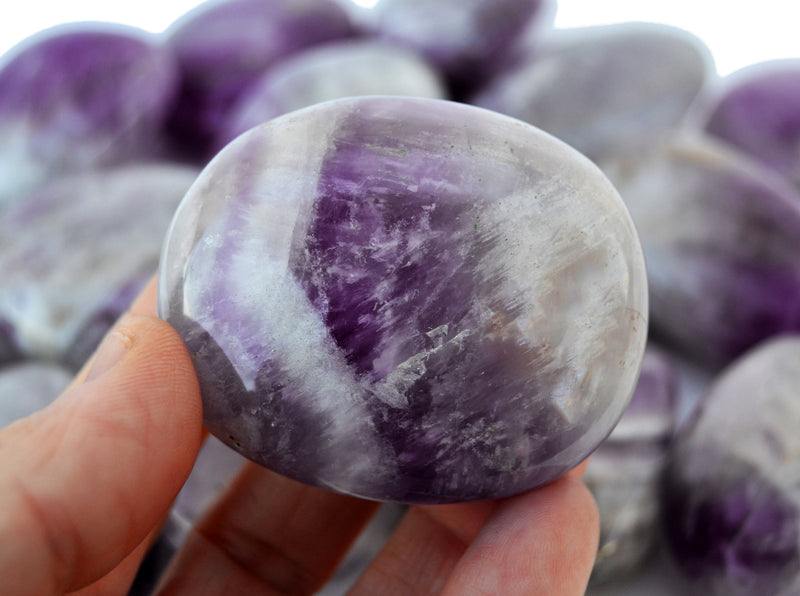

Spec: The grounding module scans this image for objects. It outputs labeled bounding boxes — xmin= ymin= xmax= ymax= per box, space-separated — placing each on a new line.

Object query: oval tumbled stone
xmin=158 ymin=96 xmax=648 ymax=503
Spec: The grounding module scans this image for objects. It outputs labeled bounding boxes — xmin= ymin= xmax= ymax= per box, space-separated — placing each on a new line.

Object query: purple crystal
xmin=372 ymin=0 xmax=551 ymax=97
xmin=663 ymin=336 xmax=800 ymax=595
xmin=158 ymin=96 xmax=648 ymax=503
xmin=0 ymin=164 xmax=198 ymax=367
xmin=615 ymin=135 xmax=800 ymax=368
xmin=704 ymin=60 xmax=800 ymax=188
xmin=165 ymin=0 xmax=354 ymax=158
xmin=472 ymin=23 xmax=712 ymax=167
xmin=0 ymin=24 xmax=178 ymax=205
xmin=0 ymin=361 xmax=72 ymax=427
xmin=217 ymin=39 xmax=447 ymax=150
xmin=585 ymin=346 xmax=679 ymax=584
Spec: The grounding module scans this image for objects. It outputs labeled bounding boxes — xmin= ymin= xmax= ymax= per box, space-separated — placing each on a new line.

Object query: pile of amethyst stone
xmin=2 ymin=0 xmax=800 ymax=594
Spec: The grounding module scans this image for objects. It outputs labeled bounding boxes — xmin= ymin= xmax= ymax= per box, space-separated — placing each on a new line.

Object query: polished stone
xmin=159 ymin=96 xmax=648 ymax=503
xmin=473 ymin=23 xmax=711 ymax=168
xmin=615 ymin=135 xmax=800 ymax=368
xmin=165 ymin=0 xmax=354 ymax=158
xmin=0 ymin=164 xmax=198 ymax=368
xmin=585 ymin=345 xmax=679 ymax=585
xmin=664 ymin=336 xmax=800 ymax=595
xmin=704 ymin=60 xmax=800 ymax=189
xmin=217 ymin=39 xmax=447 ymax=149
xmin=0 ymin=25 xmax=178 ymax=206
xmin=372 ymin=0 xmax=551 ymax=96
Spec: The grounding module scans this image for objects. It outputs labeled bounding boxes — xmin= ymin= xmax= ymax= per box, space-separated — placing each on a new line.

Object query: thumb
xmin=0 ymin=314 xmax=203 ymax=595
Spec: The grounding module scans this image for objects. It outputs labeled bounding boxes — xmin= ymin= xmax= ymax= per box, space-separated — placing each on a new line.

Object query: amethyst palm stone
xmin=585 ymin=345 xmax=679 ymax=585
xmin=158 ymin=96 xmax=648 ymax=503
xmin=663 ymin=336 xmax=800 ymax=595
xmin=0 ymin=163 xmax=199 ymax=368
xmin=704 ymin=61 xmax=800 ymax=188
xmin=216 ymin=39 xmax=447 ymax=150
xmin=164 ymin=0 xmax=354 ymax=159
xmin=0 ymin=24 xmax=178 ymax=205
xmin=472 ymin=23 xmax=712 ymax=169
xmin=371 ymin=0 xmax=551 ymax=97
xmin=615 ymin=135 xmax=800 ymax=368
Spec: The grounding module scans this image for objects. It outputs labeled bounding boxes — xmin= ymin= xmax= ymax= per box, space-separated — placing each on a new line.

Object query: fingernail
xmin=85 ymin=319 xmax=136 ymax=382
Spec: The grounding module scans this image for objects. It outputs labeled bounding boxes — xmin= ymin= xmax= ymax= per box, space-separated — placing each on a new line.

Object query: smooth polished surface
xmin=664 ymin=336 xmax=800 ymax=595
xmin=473 ymin=23 xmax=711 ymax=167
xmin=0 ymin=164 xmax=198 ymax=368
xmin=616 ymin=135 xmax=800 ymax=368
xmin=217 ymin=39 xmax=447 ymax=149
xmin=585 ymin=345 xmax=679 ymax=585
xmin=159 ymin=96 xmax=648 ymax=503
xmin=0 ymin=24 xmax=177 ymax=206
xmin=165 ymin=0 xmax=354 ymax=157
xmin=704 ymin=60 xmax=800 ymax=188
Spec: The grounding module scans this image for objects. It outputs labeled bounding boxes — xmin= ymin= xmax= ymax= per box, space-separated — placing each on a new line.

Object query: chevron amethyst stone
xmin=615 ymin=135 xmax=800 ymax=368
xmin=0 ymin=25 xmax=178 ymax=206
xmin=0 ymin=163 xmax=199 ymax=368
xmin=664 ymin=336 xmax=800 ymax=595
xmin=165 ymin=0 xmax=354 ymax=159
xmin=158 ymin=96 xmax=648 ymax=503
xmin=704 ymin=60 xmax=800 ymax=188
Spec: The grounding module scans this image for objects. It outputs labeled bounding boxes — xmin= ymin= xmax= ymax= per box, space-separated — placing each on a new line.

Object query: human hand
xmin=0 ymin=278 xmax=599 ymax=595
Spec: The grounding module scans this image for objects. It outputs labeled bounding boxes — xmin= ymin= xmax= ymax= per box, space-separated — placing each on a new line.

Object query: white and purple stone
xmin=0 ymin=164 xmax=199 ymax=368
xmin=216 ymin=39 xmax=447 ymax=150
xmin=663 ymin=336 xmax=800 ymax=596
xmin=158 ymin=96 xmax=648 ymax=503
xmin=585 ymin=345 xmax=679 ymax=585
xmin=0 ymin=24 xmax=178 ymax=206
xmin=0 ymin=361 xmax=72 ymax=428
xmin=371 ymin=0 xmax=551 ymax=97
xmin=615 ymin=135 xmax=800 ymax=368
xmin=472 ymin=23 xmax=712 ymax=168
xmin=164 ymin=0 xmax=355 ymax=159
xmin=703 ymin=60 xmax=800 ymax=188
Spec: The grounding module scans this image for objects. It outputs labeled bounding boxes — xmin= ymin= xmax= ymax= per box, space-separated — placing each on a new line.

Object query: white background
xmin=1 ymin=0 xmax=798 ymax=77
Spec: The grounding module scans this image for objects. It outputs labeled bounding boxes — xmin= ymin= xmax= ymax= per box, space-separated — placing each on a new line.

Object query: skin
xmin=0 ymin=277 xmax=599 ymax=596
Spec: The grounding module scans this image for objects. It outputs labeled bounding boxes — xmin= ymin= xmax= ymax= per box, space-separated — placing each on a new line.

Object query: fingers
xmin=345 ymin=506 xmax=471 ymax=595
xmin=349 ymin=476 xmax=599 ymax=596
xmin=68 ymin=524 xmax=164 ymax=596
xmin=441 ymin=476 xmax=599 ymax=596
xmin=156 ymin=464 xmax=380 ymax=595
xmin=0 ymin=313 xmax=203 ymax=594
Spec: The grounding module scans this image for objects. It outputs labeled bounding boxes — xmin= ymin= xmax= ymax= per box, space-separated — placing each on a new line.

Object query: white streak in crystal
xmin=374 ymin=328 xmax=472 ymax=409
xmin=178 ymin=108 xmax=393 ymax=487
xmin=477 ymin=168 xmax=638 ymax=427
